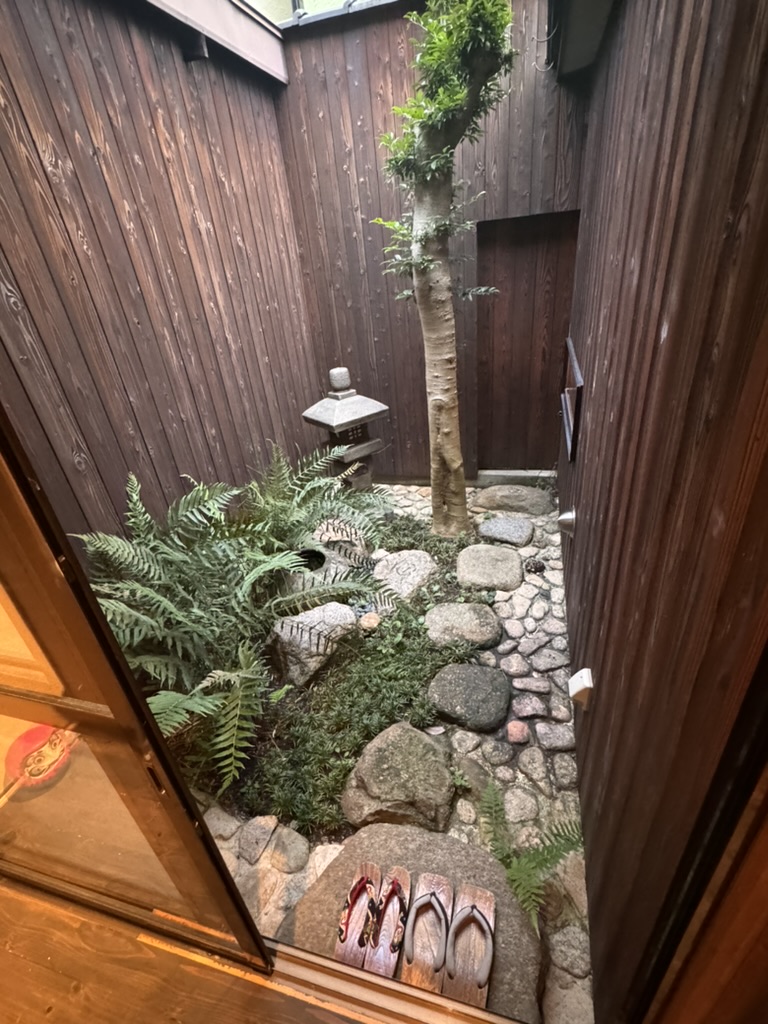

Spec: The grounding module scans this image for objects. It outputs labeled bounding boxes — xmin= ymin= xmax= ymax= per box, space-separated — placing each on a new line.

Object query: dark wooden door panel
xmin=477 ymin=211 xmax=579 ymax=470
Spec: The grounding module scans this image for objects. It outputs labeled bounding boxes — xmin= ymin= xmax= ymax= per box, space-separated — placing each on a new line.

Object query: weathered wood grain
xmin=0 ymin=0 xmax=322 ymax=535
xmin=477 ymin=211 xmax=578 ymax=469
xmin=559 ymin=0 xmax=768 ymax=1019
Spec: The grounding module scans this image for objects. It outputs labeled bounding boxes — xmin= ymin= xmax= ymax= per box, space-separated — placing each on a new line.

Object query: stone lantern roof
xmin=302 ymin=367 xmax=389 ymax=432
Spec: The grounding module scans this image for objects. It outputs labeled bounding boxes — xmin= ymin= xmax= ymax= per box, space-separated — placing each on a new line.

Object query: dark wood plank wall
xmin=276 ymin=0 xmax=586 ymax=479
xmin=477 ymin=210 xmax=580 ymax=469
xmin=0 ymin=0 xmax=322 ymax=536
xmin=559 ymin=0 xmax=768 ymax=1020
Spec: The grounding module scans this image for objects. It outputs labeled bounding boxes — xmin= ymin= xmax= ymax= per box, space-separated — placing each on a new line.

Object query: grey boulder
xmin=473 ymin=484 xmax=555 ymax=516
xmin=340 ymin=722 xmax=454 ymax=831
xmin=270 ymin=602 xmax=358 ymax=686
xmin=373 ymin=549 xmax=437 ymax=599
xmin=428 ymin=664 xmax=511 ymax=731
xmin=478 ymin=516 xmax=534 ymax=547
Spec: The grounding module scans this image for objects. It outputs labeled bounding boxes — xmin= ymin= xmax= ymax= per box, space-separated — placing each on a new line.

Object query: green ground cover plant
xmin=229 ymin=510 xmax=483 ymax=836
xmin=238 ymin=602 xmax=472 ymax=835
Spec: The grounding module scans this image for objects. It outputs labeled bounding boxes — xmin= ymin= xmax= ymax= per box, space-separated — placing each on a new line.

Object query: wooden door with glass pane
xmin=0 ymin=426 xmax=271 ymax=970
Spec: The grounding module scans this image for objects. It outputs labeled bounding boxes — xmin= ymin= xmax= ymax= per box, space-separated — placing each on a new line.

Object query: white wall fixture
xmin=568 ymin=667 xmax=594 ymax=709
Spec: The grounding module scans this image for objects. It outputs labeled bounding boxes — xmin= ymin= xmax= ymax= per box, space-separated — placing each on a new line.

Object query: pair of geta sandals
xmin=334 ymin=860 xmax=410 ymax=977
xmin=334 ymin=862 xmax=495 ymax=1008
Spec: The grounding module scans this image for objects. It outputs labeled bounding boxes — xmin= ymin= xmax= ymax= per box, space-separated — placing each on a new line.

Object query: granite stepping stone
xmin=478 ymin=516 xmax=534 ymax=547
xmin=457 ymin=544 xmax=523 ymax=591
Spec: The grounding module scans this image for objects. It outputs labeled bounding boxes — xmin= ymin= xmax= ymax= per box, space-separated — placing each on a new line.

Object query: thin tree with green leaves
xmin=377 ymin=0 xmax=515 ymax=536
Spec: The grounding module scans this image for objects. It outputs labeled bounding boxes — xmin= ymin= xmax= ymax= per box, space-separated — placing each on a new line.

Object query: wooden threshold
xmin=0 ymin=875 xmax=526 ymax=1024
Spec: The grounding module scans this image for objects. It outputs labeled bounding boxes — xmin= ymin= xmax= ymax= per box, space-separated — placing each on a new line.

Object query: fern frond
xmin=479 ymin=781 xmax=512 ymax=864
xmin=237 ymin=549 xmax=308 ymax=601
xmin=95 ymin=597 xmax=167 ymax=647
xmin=261 ymin=443 xmax=293 ymax=502
xmin=128 ymin=653 xmax=195 ymax=690
xmin=147 ymin=686 xmax=225 ymax=736
xmin=269 ymin=573 xmax=373 ymax=618
xmin=94 ymin=580 xmax=196 ymax=630
xmin=124 ymin=473 xmax=158 ymax=544
xmin=205 ymin=646 xmax=270 ymax=790
xmin=165 ymin=481 xmax=239 ymax=542
xmin=76 ymin=533 xmax=164 ymax=583
xmin=292 ymin=446 xmax=348 ymax=493
xmin=504 ymin=858 xmax=547 ymax=930
xmin=478 ymin=781 xmax=582 ymax=934
xmin=521 ymin=820 xmax=584 ymax=876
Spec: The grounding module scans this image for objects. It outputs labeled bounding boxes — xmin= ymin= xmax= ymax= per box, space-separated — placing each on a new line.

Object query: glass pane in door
xmin=0 ymin=586 xmax=62 ymax=697
xmin=0 ymin=711 xmax=195 ymax=919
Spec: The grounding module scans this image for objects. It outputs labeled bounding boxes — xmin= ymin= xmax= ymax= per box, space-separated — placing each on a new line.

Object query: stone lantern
xmin=302 ymin=367 xmax=389 ymax=489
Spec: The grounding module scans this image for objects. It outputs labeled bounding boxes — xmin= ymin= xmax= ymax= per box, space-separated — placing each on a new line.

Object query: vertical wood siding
xmin=477 ymin=211 xmax=580 ymax=469
xmin=560 ymin=0 xmax=768 ymax=1019
xmin=0 ymin=0 xmax=322 ymax=535
xmin=276 ymin=0 xmax=586 ymax=479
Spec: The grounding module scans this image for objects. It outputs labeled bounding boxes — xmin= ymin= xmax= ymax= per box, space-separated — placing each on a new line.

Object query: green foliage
xmin=238 ymin=444 xmax=390 ymax=556
xmin=376 ymin=0 xmax=514 ymax=307
xmin=237 ymin=603 xmax=473 ymax=834
xmin=375 ymin=512 xmax=474 ymax=568
xmin=479 ymin=782 xmax=583 ymax=933
xmin=381 ymin=0 xmax=515 ymax=185
xmin=76 ymin=447 xmax=389 ymax=793
xmin=450 ymin=766 xmax=471 ymax=793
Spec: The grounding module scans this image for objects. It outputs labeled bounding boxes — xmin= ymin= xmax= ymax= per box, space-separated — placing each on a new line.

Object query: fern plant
xmin=237 ymin=443 xmax=390 ymax=557
xmin=75 ymin=446 xmax=389 ymax=792
xmin=479 ymin=782 xmax=583 ymax=933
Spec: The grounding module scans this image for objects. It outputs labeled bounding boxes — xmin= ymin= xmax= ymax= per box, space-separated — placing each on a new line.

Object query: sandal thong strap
xmin=445 ymin=903 xmax=494 ymax=989
xmin=403 ymin=890 xmax=450 ymax=971
xmin=337 ymin=874 xmax=379 ymax=947
xmin=370 ymin=877 xmax=409 ymax=953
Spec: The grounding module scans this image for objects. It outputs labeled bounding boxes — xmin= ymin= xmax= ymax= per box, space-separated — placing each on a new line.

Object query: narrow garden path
xmin=201 ymin=484 xmax=593 ymax=1024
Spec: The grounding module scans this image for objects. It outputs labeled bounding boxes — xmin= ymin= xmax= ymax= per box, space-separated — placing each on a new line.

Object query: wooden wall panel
xmin=0 ymin=0 xmax=322 ymax=535
xmin=477 ymin=211 xmax=579 ymax=469
xmin=559 ymin=0 xmax=768 ymax=1019
xmin=277 ymin=0 xmax=586 ymax=479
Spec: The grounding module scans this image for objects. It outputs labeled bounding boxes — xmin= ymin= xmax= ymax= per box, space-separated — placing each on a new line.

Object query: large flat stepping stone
xmin=340 ymin=722 xmax=453 ymax=831
xmin=473 ymin=484 xmax=554 ymax=516
xmin=373 ymin=549 xmax=437 ymax=599
xmin=428 ymin=664 xmax=511 ymax=731
xmin=424 ymin=602 xmax=502 ymax=648
xmin=278 ymin=824 xmax=542 ymax=1023
xmin=478 ymin=516 xmax=534 ymax=547
xmin=457 ymin=544 xmax=523 ymax=591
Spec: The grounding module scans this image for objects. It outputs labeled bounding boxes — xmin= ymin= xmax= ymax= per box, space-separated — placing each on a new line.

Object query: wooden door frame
xmin=635 ymin=642 xmax=768 ymax=1022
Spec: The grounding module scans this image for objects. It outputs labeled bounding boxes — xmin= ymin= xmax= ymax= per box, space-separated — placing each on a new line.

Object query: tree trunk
xmin=412 ymin=172 xmax=469 ymax=537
